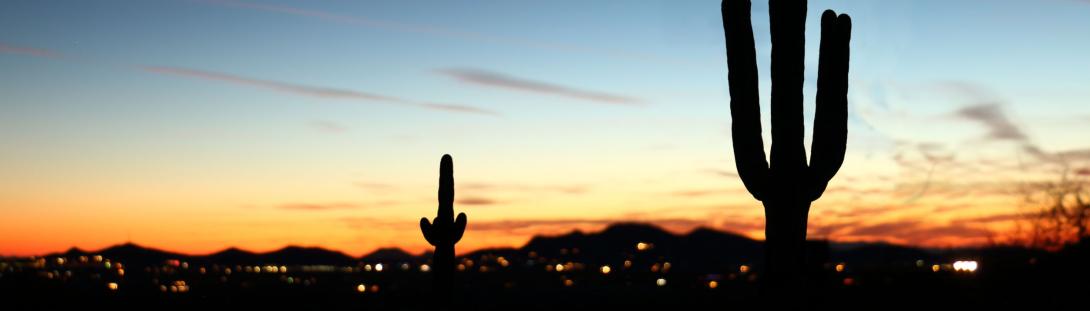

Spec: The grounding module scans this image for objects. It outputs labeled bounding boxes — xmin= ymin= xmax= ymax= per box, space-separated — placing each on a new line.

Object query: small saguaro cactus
xmin=419 ymin=154 xmax=467 ymax=305
xmin=721 ymin=0 xmax=852 ymax=291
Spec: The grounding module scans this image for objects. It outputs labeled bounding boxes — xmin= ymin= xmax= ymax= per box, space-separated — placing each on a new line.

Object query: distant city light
xmin=107 ymin=282 xmax=119 ymax=291
xmin=835 ymin=263 xmax=845 ymax=273
xmin=656 ymin=278 xmax=667 ymax=287
xmin=623 ymin=260 xmax=633 ymax=269
xmin=555 ymin=264 xmax=565 ymax=272
xmin=357 ymin=284 xmax=367 ymax=293
xmin=932 ymin=264 xmax=941 ymax=272
xmin=739 ymin=265 xmax=750 ymax=274
xmin=374 ymin=263 xmax=384 ymax=272
xmin=400 ymin=263 xmax=410 ymax=271
xmin=563 ymin=279 xmax=574 ymax=287
xmin=419 ymin=264 xmax=431 ymax=272
xmin=843 ymin=277 xmax=855 ymax=286
xmin=708 ymin=280 xmax=719 ymax=289
xmin=600 ymin=265 xmax=611 ymax=275
xmin=953 ymin=260 xmax=978 ymax=272
xmin=636 ymin=242 xmax=651 ymax=251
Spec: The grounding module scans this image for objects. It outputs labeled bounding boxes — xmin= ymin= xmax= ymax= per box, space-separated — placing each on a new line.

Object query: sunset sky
xmin=2 ymin=0 xmax=1089 ymax=257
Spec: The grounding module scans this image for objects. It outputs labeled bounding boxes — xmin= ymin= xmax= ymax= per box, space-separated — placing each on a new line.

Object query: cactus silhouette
xmin=721 ymin=0 xmax=851 ymax=293
xmin=419 ymin=154 xmax=467 ymax=306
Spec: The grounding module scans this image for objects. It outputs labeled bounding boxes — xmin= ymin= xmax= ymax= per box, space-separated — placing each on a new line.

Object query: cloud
xmin=279 ymin=202 xmax=363 ymax=211
xmin=193 ymin=0 xmax=695 ymax=66
xmin=353 ymin=182 xmax=396 ymax=190
xmin=1077 ymin=167 xmax=1090 ymax=176
xmin=955 ymin=103 xmax=1028 ymax=141
xmin=671 ymin=189 xmax=749 ymax=197
xmin=437 ymin=68 xmax=644 ymax=106
xmin=467 ymin=217 xmax=720 ymax=235
xmin=0 ymin=43 xmax=61 ymax=58
xmin=468 ymin=219 xmax=615 ymax=231
xmin=704 ymin=169 xmax=739 ymax=178
xmin=953 ymin=213 xmax=1023 ymax=224
xmin=945 ymin=85 xmax=1090 ymax=163
xmin=142 ymin=66 xmax=498 ymax=115
xmin=456 ymin=197 xmax=499 ymax=206
xmin=459 ymin=182 xmax=589 ymax=194
xmin=836 ymin=219 xmax=995 ymax=246
xmin=309 ymin=120 xmax=347 ymax=133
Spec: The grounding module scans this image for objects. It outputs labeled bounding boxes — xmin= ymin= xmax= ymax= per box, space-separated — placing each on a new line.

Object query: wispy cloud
xmin=956 ymin=103 xmax=1027 ymax=141
xmin=703 ymin=169 xmax=740 ymax=178
xmin=456 ymin=197 xmax=500 ymax=206
xmin=833 ymin=219 xmax=995 ymax=246
xmin=142 ymin=66 xmax=498 ymax=116
xmin=192 ymin=0 xmax=695 ymax=67
xmin=460 ymin=182 xmax=589 ymax=195
xmin=279 ymin=202 xmax=363 ymax=211
xmin=670 ymin=189 xmax=748 ymax=197
xmin=309 ymin=120 xmax=348 ymax=133
xmin=0 ymin=43 xmax=61 ymax=58
xmin=437 ymin=68 xmax=644 ymax=106
xmin=353 ymin=182 xmax=396 ymax=190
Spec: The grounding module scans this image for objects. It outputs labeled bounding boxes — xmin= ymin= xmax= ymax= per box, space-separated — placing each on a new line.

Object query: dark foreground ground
xmin=2 ymin=225 xmax=1087 ymax=310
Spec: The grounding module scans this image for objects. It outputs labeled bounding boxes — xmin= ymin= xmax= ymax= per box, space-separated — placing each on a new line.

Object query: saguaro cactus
xmin=420 ymin=154 xmax=467 ymax=305
xmin=721 ymin=0 xmax=851 ymax=290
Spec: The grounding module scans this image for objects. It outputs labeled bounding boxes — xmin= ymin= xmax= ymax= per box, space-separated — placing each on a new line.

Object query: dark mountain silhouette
xmin=36 ymin=222 xmax=983 ymax=272
xmin=98 ymin=243 xmax=187 ymax=266
xmin=206 ymin=247 xmax=261 ymax=264
xmin=260 ymin=246 xmax=355 ymax=265
xmin=362 ymin=247 xmax=419 ymax=263
xmin=515 ymin=222 xmax=762 ymax=271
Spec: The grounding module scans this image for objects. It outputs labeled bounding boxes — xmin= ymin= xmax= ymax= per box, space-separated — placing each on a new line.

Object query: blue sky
xmin=2 ymin=0 xmax=1089 ymax=255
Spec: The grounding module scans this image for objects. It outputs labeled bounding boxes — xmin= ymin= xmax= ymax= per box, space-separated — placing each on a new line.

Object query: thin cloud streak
xmin=309 ymin=120 xmax=348 ymax=133
xmin=0 ymin=43 xmax=61 ymax=58
xmin=438 ymin=68 xmax=644 ymax=106
xmin=143 ymin=66 xmax=498 ymax=116
xmin=456 ymin=197 xmax=500 ymax=206
xmin=192 ymin=0 xmax=698 ymax=67
xmin=280 ymin=203 xmax=362 ymax=211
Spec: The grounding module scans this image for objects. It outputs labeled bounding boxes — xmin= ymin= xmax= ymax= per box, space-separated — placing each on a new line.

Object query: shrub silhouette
xmin=721 ymin=0 xmax=851 ymax=294
xmin=419 ymin=154 xmax=468 ymax=307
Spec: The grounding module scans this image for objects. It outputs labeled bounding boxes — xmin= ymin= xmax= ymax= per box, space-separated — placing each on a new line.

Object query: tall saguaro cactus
xmin=722 ymin=0 xmax=851 ymax=290
xmin=420 ymin=154 xmax=468 ymax=306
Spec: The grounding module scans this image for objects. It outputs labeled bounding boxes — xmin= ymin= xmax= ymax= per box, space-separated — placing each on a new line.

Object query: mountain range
xmin=42 ymin=222 xmax=975 ymax=269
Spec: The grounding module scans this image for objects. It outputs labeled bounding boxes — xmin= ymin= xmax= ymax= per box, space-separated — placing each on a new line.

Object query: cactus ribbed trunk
xmin=420 ymin=154 xmax=467 ymax=309
xmin=721 ymin=0 xmax=852 ymax=299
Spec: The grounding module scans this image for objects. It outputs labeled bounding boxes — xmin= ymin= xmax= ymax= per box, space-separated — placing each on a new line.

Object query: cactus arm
xmin=723 ymin=0 xmax=770 ymax=201
xmin=808 ymin=11 xmax=852 ymax=201
xmin=420 ymin=217 xmax=437 ymax=246
xmin=452 ymin=212 xmax=467 ymax=244
xmin=768 ymin=0 xmax=809 ymax=174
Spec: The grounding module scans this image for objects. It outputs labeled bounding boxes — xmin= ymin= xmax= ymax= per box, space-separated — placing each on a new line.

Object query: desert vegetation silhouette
xmin=419 ymin=154 xmax=468 ymax=308
xmin=722 ymin=0 xmax=851 ymax=297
